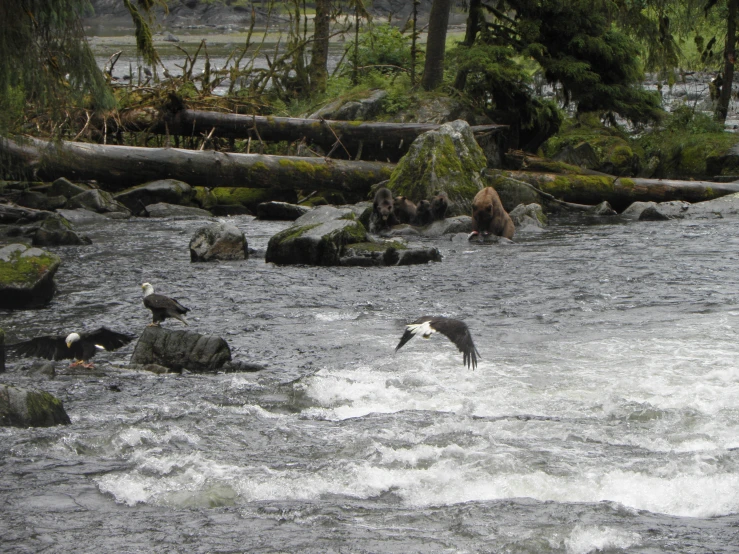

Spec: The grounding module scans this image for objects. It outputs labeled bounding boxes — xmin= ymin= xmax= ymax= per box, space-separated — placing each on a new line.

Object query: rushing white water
xmin=3 ymin=213 xmax=739 ymax=552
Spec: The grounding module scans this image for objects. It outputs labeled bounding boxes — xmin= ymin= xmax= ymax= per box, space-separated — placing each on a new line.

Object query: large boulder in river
xmin=31 ymin=215 xmax=92 ymax=246
xmin=256 ymin=201 xmax=311 ymax=221
xmin=267 ymin=205 xmax=442 ymax=266
xmin=130 ymin=326 xmax=232 ymax=372
xmin=189 ymin=222 xmax=248 ymax=262
xmin=387 ymin=120 xmax=487 ymax=215
xmin=114 ymin=179 xmax=195 ymax=213
xmin=0 ymin=244 xmax=61 ymax=309
xmin=265 ymin=205 xmax=367 ymax=266
xmin=145 ymin=202 xmax=212 ymax=218
xmin=0 ymin=384 xmax=71 ymax=427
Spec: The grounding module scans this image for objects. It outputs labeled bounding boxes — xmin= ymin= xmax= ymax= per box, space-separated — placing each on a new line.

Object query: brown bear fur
xmin=370 ymin=187 xmax=399 ymax=232
xmin=393 ymin=195 xmax=417 ymax=224
xmin=471 ymin=187 xmax=515 ymax=240
xmin=413 ymin=200 xmax=433 ymax=226
xmin=430 ymin=192 xmax=449 ymax=221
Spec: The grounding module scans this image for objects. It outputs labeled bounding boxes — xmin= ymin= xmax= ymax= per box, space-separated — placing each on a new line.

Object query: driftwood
xmin=1 ymin=136 xmax=395 ymax=191
xmin=109 ymin=109 xmax=507 ymax=161
xmin=0 ymin=203 xmax=54 ymax=224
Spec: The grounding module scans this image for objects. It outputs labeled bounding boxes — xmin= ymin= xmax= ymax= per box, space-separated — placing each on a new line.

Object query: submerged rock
xmin=130 ymin=326 xmax=232 ymax=373
xmin=0 ymin=244 xmax=61 ymax=309
xmin=639 ymin=201 xmax=691 ymax=221
xmin=189 ymin=222 xmax=248 ymax=262
xmin=0 ymin=384 xmax=71 ymax=427
xmin=387 ymin=120 xmax=488 ymax=215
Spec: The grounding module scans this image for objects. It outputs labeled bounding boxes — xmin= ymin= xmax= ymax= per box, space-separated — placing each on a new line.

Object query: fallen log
xmin=1 ymin=136 xmax=395 ymax=192
xmin=491 ymin=169 xmax=739 ymax=212
xmin=111 ymin=109 xmax=507 ymax=162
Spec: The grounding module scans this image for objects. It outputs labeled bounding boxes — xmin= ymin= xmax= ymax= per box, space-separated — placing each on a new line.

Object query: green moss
xmin=271 ymin=223 xmax=323 ymax=244
xmin=0 ymin=248 xmax=61 ymax=287
xmin=212 ymin=187 xmax=271 ymax=208
xmin=26 ymin=391 xmax=67 ymax=425
xmin=349 ymin=241 xmax=406 ymax=252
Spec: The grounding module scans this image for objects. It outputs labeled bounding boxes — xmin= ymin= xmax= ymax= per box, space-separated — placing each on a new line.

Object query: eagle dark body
xmin=396 ymin=316 xmax=480 ymax=369
xmin=12 ymin=327 xmax=135 ymax=362
xmin=143 ymin=293 xmax=189 ymax=325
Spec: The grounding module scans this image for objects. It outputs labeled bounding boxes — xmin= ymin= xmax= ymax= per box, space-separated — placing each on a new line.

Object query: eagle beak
xmin=66 ymin=341 xmax=72 ymax=348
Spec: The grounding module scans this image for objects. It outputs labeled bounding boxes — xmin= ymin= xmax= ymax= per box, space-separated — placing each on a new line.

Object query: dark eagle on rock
xmin=141 ymin=282 xmax=190 ymax=326
xmin=395 ymin=317 xmax=480 ymax=369
xmin=11 ymin=327 xmax=135 ymax=368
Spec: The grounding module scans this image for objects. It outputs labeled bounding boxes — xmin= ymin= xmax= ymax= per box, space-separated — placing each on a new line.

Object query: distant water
xmin=2 ymin=212 xmax=739 ymax=552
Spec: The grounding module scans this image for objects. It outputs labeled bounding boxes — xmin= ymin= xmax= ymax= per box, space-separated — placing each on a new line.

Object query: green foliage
xmin=354 ymin=23 xmax=415 ymax=73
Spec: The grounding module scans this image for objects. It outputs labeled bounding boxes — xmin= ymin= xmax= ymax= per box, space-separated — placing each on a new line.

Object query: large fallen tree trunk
xmin=491 ymin=169 xmax=739 ymax=212
xmin=1 ymin=136 xmax=395 ymax=191
xmin=111 ymin=109 xmax=506 ymax=162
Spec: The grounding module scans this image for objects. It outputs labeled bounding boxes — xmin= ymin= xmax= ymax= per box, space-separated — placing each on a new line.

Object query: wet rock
xmin=387 ymin=120 xmax=488 ymax=215
xmin=68 ymin=189 xmax=130 ymax=216
xmin=266 ymin=205 xmax=367 ymax=266
xmin=639 ymin=201 xmax=691 ymax=221
xmin=397 ymin=247 xmax=443 ymax=265
xmin=0 ymin=244 xmax=61 ymax=309
xmin=56 ymin=208 xmax=110 ymax=224
xmin=210 ymin=205 xmax=253 ymax=216
xmin=114 ymin=179 xmax=195 ymax=213
xmin=588 ymin=201 xmax=618 ymax=216
xmin=31 ymin=215 xmax=92 ymax=246
xmin=621 ymin=201 xmax=658 ymax=219
xmin=0 ymin=384 xmax=70 ymax=427
xmin=15 ymin=190 xmax=67 ymax=211
xmin=130 ymin=326 xmax=232 ymax=373
xmin=129 ymin=363 xmax=179 ymax=375
xmin=222 ymin=360 xmax=267 ymax=373
xmin=49 ymin=177 xmax=93 ymax=198
xmin=27 ymin=361 xmax=56 ymax=379
xmin=0 ymin=328 xmax=4 ymax=373
xmin=418 ymin=216 xmax=474 ymax=236
xmin=145 ymin=202 xmax=212 ymax=218
xmin=339 ymin=241 xmax=442 ymax=266
xmin=509 ymin=204 xmax=547 ymax=231
xmin=189 ymin=222 xmax=248 ymax=262
xmin=309 ymin=89 xmax=388 ymax=121
xmin=256 ymin=201 xmax=311 ymax=221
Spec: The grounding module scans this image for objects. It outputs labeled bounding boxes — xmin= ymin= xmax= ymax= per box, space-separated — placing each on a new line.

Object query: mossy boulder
xmin=31 ymin=215 xmax=92 ymax=246
xmin=387 ymin=120 xmax=487 ymax=215
xmin=210 ymin=187 xmax=297 ymax=213
xmin=266 ymin=206 xmax=368 ymax=266
xmin=49 ymin=177 xmax=93 ymax=198
xmin=0 ymin=385 xmax=71 ymax=427
xmin=114 ymin=179 xmax=195 ymax=213
xmin=0 ymin=244 xmax=61 ymax=309
xmin=256 ymin=201 xmax=311 ymax=221
xmin=308 ymin=89 xmax=388 ymax=121
xmin=15 ymin=190 xmax=67 ymax=211
xmin=540 ymin=113 xmax=641 ymax=176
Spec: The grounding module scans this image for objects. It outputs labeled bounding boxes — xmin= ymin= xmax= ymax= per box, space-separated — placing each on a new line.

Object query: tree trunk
xmin=716 ymin=0 xmax=737 ymax=123
xmin=308 ymin=0 xmax=331 ymax=94
xmin=104 ymin=109 xmax=507 ymax=162
xmin=452 ymin=0 xmax=482 ymax=91
xmin=421 ymin=0 xmax=453 ymax=91
xmin=1 ymin=136 xmax=395 ymax=192
xmin=496 ymin=170 xmax=739 ymax=211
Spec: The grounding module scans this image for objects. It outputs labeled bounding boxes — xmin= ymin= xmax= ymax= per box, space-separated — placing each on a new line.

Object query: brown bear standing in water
xmin=393 ymin=195 xmax=417 ymax=224
xmin=471 ymin=186 xmax=515 ymax=240
xmin=413 ymin=200 xmax=434 ymax=226
xmin=430 ymin=192 xmax=449 ymax=221
xmin=371 ymin=187 xmax=399 ymax=232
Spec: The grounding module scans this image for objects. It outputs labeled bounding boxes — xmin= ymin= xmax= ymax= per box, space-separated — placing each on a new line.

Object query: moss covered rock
xmin=189 ymin=222 xmax=248 ymax=262
xmin=130 ymin=326 xmax=232 ymax=373
xmin=210 ymin=187 xmax=297 ymax=213
xmin=0 ymin=244 xmax=61 ymax=309
xmin=114 ymin=179 xmax=195 ymax=213
xmin=540 ymin=113 xmax=640 ymax=176
xmin=387 ymin=120 xmax=487 ymax=215
xmin=0 ymin=384 xmax=71 ymax=427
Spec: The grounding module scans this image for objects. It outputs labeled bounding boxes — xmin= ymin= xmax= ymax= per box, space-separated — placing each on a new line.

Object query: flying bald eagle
xmin=395 ymin=317 xmax=480 ymax=369
xmin=141 ymin=282 xmax=190 ymax=326
xmin=11 ymin=327 xmax=135 ymax=368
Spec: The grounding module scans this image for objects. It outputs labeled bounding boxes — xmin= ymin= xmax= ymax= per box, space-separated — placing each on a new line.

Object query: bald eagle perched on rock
xmin=395 ymin=317 xmax=480 ymax=369
xmin=11 ymin=327 xmax=135 ymax=368
xmin=141 ymin=282 xmax=190 ymax=326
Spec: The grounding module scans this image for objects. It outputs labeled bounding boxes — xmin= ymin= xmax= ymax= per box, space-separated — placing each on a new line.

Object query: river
xmin=2 ymin=210 xmax=739 ymax=552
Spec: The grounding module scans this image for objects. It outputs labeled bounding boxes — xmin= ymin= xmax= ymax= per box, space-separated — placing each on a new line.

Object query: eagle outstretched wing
xmin=395 ymin=316 xmax=481 ymax=369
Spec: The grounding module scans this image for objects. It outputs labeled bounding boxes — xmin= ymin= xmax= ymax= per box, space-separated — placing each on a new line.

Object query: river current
xmin=2 ymin=211 xmax=739 ymax=552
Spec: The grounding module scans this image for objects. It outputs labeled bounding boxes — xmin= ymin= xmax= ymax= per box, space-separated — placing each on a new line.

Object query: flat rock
xmin=145 ymin=202 xmax=212 ymax=218
xmin=114 ymin=179 xmax=195 ymax=213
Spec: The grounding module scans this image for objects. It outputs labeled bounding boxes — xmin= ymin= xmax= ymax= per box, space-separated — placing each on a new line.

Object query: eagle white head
xmin=65 ymin=332 xmax=81 ymax=348
xmin=141 ymin=282 xmax=154 ymax=297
